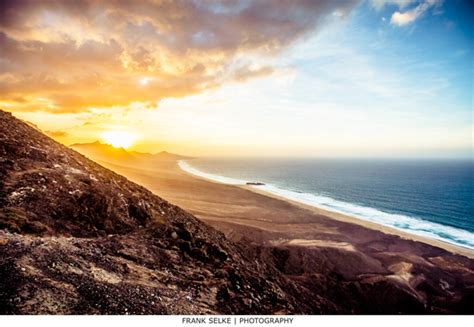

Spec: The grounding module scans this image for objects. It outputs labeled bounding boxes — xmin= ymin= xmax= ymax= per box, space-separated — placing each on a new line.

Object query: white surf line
xmin=178 ymin=160 xmax=474 ymax=250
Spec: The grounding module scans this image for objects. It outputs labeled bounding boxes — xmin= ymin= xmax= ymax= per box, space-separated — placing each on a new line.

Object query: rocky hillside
xmin=0 ymin=110 xmax=308 ymax=314
xmin=0 ymin=109 xmax=473 ymax=314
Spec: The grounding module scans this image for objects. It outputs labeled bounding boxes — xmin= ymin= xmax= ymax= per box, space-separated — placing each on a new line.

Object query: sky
xmin=1 ymin=0 xmax=472 ymax=158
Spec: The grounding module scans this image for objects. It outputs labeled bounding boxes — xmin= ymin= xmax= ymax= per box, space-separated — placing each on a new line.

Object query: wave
xmin=178 ymin=160 xmax=247 ymax=185
xmin=178 ymin=160 xmax=474 ymax=250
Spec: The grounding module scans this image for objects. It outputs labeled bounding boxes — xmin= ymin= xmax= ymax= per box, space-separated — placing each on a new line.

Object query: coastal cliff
xmin=1 ymin=109 xmax=473 ymax=314
xmin=0 ymin=110 xmax=304 ymax=314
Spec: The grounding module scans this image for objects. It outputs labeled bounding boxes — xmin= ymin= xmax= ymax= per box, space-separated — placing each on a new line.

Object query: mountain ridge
xmin=70 ymin=141 xmax=192 ymax=164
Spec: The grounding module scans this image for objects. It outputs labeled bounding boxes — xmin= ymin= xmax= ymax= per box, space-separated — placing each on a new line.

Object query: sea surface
xmin=178 ymin=158 xmax=474 ymax=250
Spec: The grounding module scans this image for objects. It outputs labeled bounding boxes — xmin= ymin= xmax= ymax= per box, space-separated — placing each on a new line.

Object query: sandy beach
xmin=55 ymin=146 xmax=474 ymax=312
xmin=97 ymin=158 xmax=474 ymax=260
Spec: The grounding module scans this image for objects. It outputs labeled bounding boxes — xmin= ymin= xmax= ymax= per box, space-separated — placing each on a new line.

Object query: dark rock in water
xmin=246 ymin=182 xmax=265 ymax=186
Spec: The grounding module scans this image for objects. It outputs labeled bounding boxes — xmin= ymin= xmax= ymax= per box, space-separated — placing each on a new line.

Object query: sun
xmin=101 ymin=131 xmax=137 ymax=149
xmin=139 ymin=76 xmax=151 ymax=86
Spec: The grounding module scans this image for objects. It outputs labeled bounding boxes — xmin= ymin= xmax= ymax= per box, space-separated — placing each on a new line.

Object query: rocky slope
xmin=0 ymin=110 xmax=307 ymax=314
xmin=0 ymin=109 xmax=473 ymax=314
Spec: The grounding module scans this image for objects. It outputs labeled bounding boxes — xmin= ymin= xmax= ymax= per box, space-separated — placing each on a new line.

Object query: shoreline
xmin=177 ymin=160 xmax=474 ymax=259
xmin=241 ymin=185 xmax=474 ymax=259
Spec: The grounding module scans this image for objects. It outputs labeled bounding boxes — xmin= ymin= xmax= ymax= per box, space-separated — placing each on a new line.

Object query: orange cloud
xmin=0 ymin=0 xmax=358 ymax=113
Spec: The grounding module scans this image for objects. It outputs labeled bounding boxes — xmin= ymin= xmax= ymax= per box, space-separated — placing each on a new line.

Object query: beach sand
xmin=70 ymin=156 xmax=474 ymax=311
xmin=97 ymin=159 xmax=474 ymax=260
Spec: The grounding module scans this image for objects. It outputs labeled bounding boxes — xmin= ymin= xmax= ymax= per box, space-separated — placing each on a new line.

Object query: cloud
xmin=390 ymin=0 xmax=442 ymax=26
xmin=370 ymin=0 xmax=416 ymax=11
xmin=0 ymin=0 xmax=359 ymax=113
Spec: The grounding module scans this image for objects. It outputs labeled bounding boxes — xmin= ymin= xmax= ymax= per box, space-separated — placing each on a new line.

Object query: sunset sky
xmin=1 ymin=0 xmax=472 ymax=158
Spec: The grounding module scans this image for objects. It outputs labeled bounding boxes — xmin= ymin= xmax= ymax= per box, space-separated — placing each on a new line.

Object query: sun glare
xmin=101 ymin=131 xmax=137 ymax=148
xmin=139 ymin=77 xmax=151 ymax=86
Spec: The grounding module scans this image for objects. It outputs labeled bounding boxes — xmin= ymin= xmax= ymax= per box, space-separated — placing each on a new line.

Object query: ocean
xmin=179 ymin=158 xmax=474 ymax=250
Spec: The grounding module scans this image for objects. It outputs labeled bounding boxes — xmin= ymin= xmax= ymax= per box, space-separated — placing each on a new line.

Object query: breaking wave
xmin=178 ymin=160 xmax=474 ymax=250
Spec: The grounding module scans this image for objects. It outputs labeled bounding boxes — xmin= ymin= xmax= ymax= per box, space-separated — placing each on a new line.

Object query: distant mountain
xmin=70 ymin=141 xmax=192 ymax=166
xmin=0 ymin=110 xmax=302 ymax=314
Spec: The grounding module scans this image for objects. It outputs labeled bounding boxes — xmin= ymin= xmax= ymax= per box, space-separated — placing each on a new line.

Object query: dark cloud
xmin=0 ymin=0 xmax=359 ymax=113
